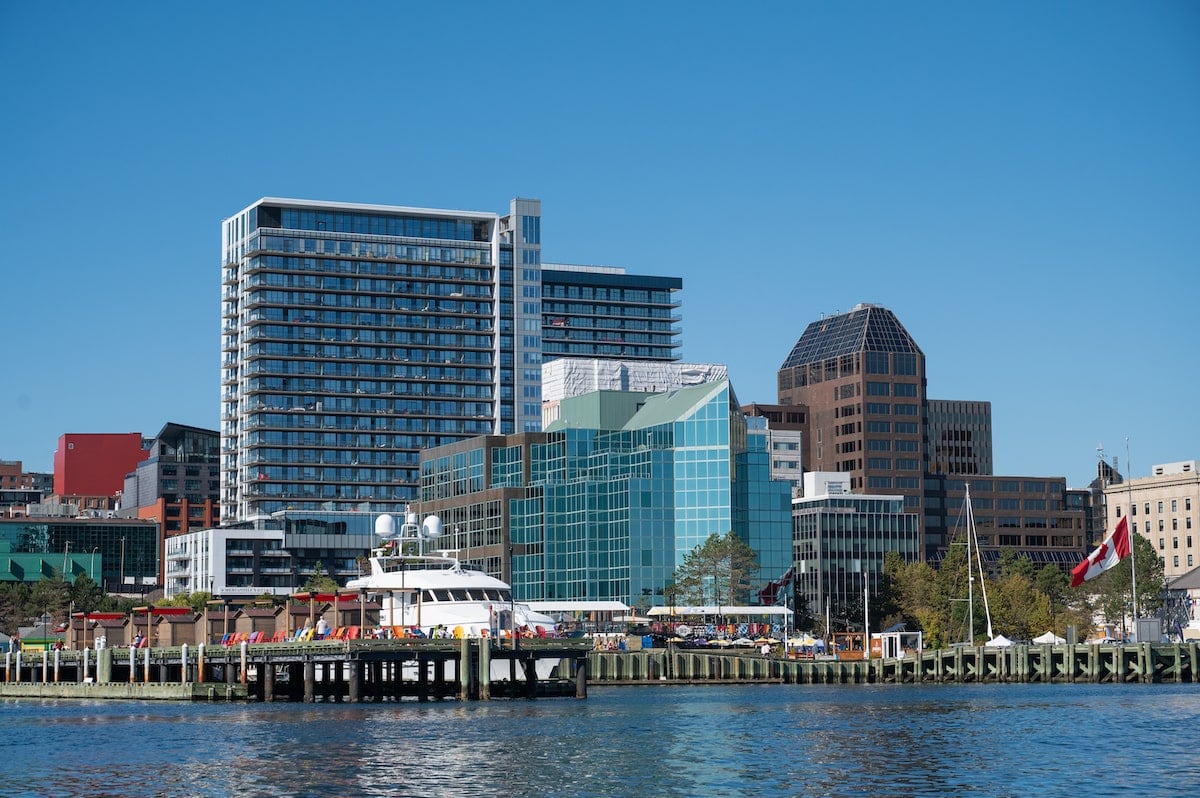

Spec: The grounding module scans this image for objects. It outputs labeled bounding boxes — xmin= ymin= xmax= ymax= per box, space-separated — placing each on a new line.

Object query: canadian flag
xmin=1071 ymin=516 xmax=1131 ymax=588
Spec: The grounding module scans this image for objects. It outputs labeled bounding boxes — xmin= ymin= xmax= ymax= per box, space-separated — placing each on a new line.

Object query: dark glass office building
xmin=541 ymin=264 xmax=682 ymax=362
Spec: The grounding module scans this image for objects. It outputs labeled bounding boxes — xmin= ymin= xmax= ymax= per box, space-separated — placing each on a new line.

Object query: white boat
xmin=345 ymin=509 xmax=561 ymax=680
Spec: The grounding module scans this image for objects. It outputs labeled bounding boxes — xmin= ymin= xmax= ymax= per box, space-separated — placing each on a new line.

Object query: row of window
xmin=243 ymin=378 xmax=493 ymax=399
xmin=1129 ymin=498 xmax=1193 ymax=515
xmin=266 ymin=206 xmax=491 ymax=242
xmin=1140 ymin=517 xmax=1194 ymax=533
xmin=865 ymin=403 xmax=920 ymax=416
xmin=242 ymin=430 xmax=484 ymax=449
xmin=866 ymin=458 xmax=921 ymax=470
xmin=866 ymin=382 xmax=919 ymax=397
xmin=253 ymin=233 xmax=493 ymax=264
xmin=241 ymin=359 xmax=492 ymax=382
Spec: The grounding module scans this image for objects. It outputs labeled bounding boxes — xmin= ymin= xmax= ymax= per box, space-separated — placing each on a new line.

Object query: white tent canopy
xmin=1033 ymin=631 xmax=1066 ymax=645
xmin=524 ymin=601 xmax=629 ymax=613
xmin=985 ymin=634 xmax=1016 ymax=647
xmin=646 ymin=606 xmax=793 ymax=618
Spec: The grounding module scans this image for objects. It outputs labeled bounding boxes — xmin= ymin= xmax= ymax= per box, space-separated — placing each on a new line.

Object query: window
xmin=867 ymin=382 xmax=890 ymax=396
xmin=1172 ymin=537 xmax=1178 ymax=549
xmin=1159 ymin=538 xmax=1165 ymax=551
xmin=1145 ymin=503 xmax=1150 ymax=515
xmin=1173 ymin=518 xmax=1178 ymax=530
xmin=894 ymin=353 xmax=917 ymax=375
xmin=1172 ymin=499 xmax=1178 ymax=512
xmin=1188 ymin=498 xmax=1192 ymax=511
xmin=866 ymin=351 xmax=889 ymax=374
xmin=1173 ymin=556 xmax=1179 ymax=568
xmin=1158 ymin=501 xmax=1164 ymax=513
xmin=1160 ymin=519 xmax=1165 ymax=532
xmin=893 ymin=383 xmax=917 ymax=397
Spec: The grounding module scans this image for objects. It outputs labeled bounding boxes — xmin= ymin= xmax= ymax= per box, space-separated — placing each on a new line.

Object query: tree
xmin=670 ymin=532 xmax=759 ymax=615
xmin=989 ymin=572 xmax=1052 ymax=641
xmin=997 ymin=548 xmax=1035 ymax=581
xmin=304 ymin=562 xmax=339 ymax=593
xmin=873 ymin=551 xmax=906 ymax=628
xmin=70 ymin=573 xmax=104 ymax=617
xmin=155 ymin=591 xmax=211 ymax=613
xmin=30 ymin=574 xmax=72 ymax=626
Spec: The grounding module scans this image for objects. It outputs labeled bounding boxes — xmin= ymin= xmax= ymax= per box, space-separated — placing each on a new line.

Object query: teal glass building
xmin=418 ymin=379 xmax=794 ymax=609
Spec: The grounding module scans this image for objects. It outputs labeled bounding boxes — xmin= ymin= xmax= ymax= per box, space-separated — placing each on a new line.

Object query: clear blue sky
xmin=2 ymin=2 xmax=1196 ymax=488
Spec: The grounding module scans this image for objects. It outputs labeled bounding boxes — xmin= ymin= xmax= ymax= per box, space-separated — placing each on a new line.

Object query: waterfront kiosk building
xmin=417 ymin=379 xmax=794 ymax=611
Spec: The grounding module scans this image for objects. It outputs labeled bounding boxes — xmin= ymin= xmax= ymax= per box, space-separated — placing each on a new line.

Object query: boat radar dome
xmin=421 ymin=514 xmax=443 ymax=541
xmin=374 ymin=513 xmax=397 ymax=539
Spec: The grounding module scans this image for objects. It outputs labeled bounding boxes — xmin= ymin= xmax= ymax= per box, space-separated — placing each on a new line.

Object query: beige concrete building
xmin=1105 ymin=460 xmax=1199 ymax=581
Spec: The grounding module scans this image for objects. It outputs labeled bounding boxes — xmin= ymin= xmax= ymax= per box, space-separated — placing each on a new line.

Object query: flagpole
xmin=1126 ymin=437 xmax=1138 ymax=630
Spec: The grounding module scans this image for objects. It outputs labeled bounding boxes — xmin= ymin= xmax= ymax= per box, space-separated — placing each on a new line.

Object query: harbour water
xmin=2 ymin=683 xmax=1197 ymax=797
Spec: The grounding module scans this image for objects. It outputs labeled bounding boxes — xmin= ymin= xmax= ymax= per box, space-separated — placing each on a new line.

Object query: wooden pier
xmin=1 ymin=637 xmax=592 ymax=702
xmin=589 ymin=641 xmax=1200 ymax=686
xmin=8 ymin=641 xmax=1197 ymax=701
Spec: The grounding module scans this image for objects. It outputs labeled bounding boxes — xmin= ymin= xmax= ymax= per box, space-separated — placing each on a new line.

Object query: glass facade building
xmin=417 ymin=380 xmax=794 ymax=610
xmin=165 ymin=510 xmax=377 ymax=599
xmin=541 ymin=264 xmax=682 ymax=362
xmin=0 ymin=517 xmax=159 ymax=593
xmin=220 ymin=199 xmax=686 ymax=525
xmin=220 ymin=197 xmax=543 ymax=521
xmin=793 ymin=489 xmax=921 ymax=622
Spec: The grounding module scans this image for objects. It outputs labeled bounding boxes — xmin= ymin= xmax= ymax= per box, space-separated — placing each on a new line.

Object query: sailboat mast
xmin=966 ymin=485 xmax=974 ymax=645
xmin=970 ymin=489 xmax=994 ymax=640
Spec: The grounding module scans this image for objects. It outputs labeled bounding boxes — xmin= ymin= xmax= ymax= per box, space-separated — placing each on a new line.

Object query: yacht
xmin=345 ymin=509 xmax=558 ymax=640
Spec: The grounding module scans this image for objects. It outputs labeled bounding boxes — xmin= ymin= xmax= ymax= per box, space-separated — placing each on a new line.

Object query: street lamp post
xmin=90 ymin=547 xmax=100 ymax=584
xmin=119 ymin=537 xmax=126 ymax=593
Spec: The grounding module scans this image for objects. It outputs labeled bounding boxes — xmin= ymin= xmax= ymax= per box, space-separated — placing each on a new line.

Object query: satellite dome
xmin=421 ymin=514 xmax=443 ymax=541
xmin=374 ymin=514 xmax=397 ymax=539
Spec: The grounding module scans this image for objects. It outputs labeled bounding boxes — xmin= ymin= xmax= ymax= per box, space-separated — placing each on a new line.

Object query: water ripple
xmin=2 ymin=683 xmax=1198 ymax=797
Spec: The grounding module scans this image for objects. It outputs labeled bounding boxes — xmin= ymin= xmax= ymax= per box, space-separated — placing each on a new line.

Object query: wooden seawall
xmin=1 ymin=638 xmax=592 ymax=702
xmin=588 ymin=642 xmax=1200 ymax=686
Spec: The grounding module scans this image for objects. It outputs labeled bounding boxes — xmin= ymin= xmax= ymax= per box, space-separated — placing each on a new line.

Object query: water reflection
xmin=3 ymin=684 xmax=1199 ymax=797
